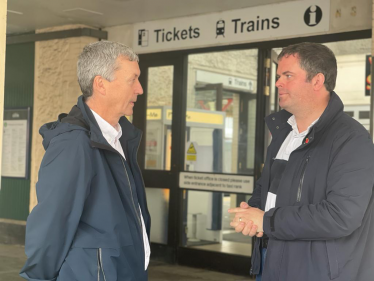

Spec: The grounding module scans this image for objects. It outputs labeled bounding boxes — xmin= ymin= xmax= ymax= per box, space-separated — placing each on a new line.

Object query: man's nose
xmin=275 ymin=78 xmax=282 ymax=88
xmin=137 ymin=81 xmax=144 ymax=95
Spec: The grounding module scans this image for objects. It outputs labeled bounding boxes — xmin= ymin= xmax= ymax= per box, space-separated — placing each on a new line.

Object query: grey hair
xmin=278 ymin=42 xmax=337 ymax=92
xmin=77 ymin=41 xmax=139 ymax=99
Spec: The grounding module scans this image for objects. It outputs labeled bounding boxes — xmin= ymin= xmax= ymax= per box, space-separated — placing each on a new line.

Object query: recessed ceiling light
xmin=7 ymin=10 xmax=23 ymax=15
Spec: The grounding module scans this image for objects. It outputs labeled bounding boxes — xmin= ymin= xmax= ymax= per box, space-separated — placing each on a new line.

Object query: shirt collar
xmin=90 ymin=109 xmax=122 ymax=144
xmin=287 ymin=115 xmax=319 ymax=136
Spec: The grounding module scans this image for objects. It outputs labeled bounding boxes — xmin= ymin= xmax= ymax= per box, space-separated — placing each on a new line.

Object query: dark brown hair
xmin=278 ymin=42 xmax=337 ymax=92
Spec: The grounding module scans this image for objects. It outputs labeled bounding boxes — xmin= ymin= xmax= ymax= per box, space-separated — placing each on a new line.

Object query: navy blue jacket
xmin=20 ymin=96 xmax=150 ymax=281
xmin=249 ymin=92 xmax=374 ymax=281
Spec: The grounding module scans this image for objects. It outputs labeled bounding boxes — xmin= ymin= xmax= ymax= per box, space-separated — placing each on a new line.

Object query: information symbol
xmin=304 ymin=5 xmax=322 ymax=26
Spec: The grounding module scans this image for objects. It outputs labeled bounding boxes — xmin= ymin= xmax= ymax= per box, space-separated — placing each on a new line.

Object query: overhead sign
xmin=196 ymin=70 xmax=256 ymax=93
xmin=134 ymin=0 xmax=330 ymax=53
xmin=179 ymin=172 xmax=254 ymax=193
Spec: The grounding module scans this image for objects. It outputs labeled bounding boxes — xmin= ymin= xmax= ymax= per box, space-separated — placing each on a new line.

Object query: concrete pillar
xmin=29 ymin=25 xmax=97 ymax=211
xmin=0 ymin=1 xmax=7 ymax=185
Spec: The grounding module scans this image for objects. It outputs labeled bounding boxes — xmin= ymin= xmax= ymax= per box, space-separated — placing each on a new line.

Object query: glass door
xmin=136 ymin=55 xmax=186 ymax=261
xmin=181 ymin=48 xmax=258 ymax=258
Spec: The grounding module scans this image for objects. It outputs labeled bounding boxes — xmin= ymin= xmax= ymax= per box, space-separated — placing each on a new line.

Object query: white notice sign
xmin=196 ymin=70 xmax=256 ymax=93
xmin=134 ymin=0 xmax=330 ymax=53
xmin=180 ymin=172 xmax=254 ymax=193
xmin=2 ymin=119 xmax=28 ymax=177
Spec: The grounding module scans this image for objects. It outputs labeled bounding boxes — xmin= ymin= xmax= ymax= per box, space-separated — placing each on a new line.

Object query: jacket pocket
xmin=296 ymin=156 xmax=310 ymax=202
xmin=63 ymin=248 xmax=100 ymax=281
xmin=326 ymin=240 xmax=339 ymax=280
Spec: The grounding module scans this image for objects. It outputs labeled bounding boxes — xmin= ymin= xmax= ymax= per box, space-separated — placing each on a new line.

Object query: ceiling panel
xmin=7 ymin=0 xmax=296 ymax=34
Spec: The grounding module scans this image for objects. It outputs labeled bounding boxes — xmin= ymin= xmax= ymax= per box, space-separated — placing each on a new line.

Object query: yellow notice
xmin=187 ymin=143 xmax=197 ymax=154
xmin=147 ymin=109 xmax=162 ymax=120
xmin=186 ymin=155 xmax=197 ymax=161
xmin=166 ymin=109 xmax=224 ymax=125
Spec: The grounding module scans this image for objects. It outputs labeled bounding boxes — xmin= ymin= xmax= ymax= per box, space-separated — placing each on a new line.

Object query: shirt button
xmin=272 ymin=117 xmax=275 ymax=120
xmin=276 ymin=126 xmax=279 ymax=129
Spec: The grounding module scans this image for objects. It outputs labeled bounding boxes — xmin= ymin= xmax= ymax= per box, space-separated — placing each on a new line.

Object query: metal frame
xmin=137 ymin=29 xmax=372 ymax=274
xmin=136 ymin=55 xmax=187 ymax=262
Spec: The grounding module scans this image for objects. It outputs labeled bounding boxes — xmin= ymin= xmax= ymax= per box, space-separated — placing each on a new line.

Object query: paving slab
xmin=0 ymin=244 xmax=254 ymax=281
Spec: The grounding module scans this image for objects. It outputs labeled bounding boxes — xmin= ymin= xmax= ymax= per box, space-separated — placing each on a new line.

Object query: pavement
xmin=0 ymin=243 xmax=254 ymax=281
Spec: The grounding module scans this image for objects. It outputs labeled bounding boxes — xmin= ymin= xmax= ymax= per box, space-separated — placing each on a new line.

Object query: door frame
xmin=136 ymin=55 xmax=187 ymax=262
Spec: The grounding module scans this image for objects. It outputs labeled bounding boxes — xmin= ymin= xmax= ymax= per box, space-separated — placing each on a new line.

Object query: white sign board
xmin=180 ymin=172 xmax=254 ymax=193
xmin=196 ymin=70 xmax=256 ymax=93
xmin=134 ymin=0 xmax=330 ymax=53
xmin=2 ymin=119 xmax=28 ymax=178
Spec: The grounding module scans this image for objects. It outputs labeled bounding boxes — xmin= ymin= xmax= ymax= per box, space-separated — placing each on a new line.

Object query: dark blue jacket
xmin=249 ymin=92 xmax=374 ymax=281
xmin=20 ymin=96 xmax=150 ymax=281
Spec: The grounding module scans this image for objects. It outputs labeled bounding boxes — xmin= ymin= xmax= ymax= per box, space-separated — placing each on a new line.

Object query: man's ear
xmin=92 ymin=76 xmax=107 ymax=96
xmin=312 ymin=73 xmax=326 ymax=91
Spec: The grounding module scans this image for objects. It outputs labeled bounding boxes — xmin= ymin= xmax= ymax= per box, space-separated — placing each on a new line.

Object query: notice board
xmin=2 ymin=108 xmax=31 ymax=178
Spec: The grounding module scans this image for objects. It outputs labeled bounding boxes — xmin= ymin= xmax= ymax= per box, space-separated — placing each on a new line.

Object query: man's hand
xmin=228 ymin=202 xmax=264 ymax=237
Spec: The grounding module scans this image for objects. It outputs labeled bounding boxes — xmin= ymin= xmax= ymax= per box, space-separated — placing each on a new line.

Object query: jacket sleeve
xmin=263 ymin=130 xmax=374 ymax=240
xmin=20 ymin=134 xmax=93 ymax=281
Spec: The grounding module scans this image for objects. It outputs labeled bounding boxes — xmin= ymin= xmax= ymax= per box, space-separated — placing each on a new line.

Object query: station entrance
xmin=134 ymin=34 xmax=372 ymax=275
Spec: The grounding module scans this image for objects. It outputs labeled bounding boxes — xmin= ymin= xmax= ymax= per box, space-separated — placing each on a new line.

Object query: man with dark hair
xmin=229 ymin=42 xmax=374 ymax=281
xmin=20 ymin=41 xmax=150 ymax=281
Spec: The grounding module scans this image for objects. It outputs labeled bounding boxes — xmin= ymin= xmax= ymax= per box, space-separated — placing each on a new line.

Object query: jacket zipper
xmin=91 ymin=141 xmax=143 ymax=230
xmin=97 ymin=248 xmax=107 ymax=281
xmin=97 ymin=249 xmax=100 ymax=281
xmin=297 ymin=156 xmax=310 ymax=202
xmin=91 ymin=138 xmax=146 ymax=265
xmin=121 ymin=151 xmax=146 ymax=269
xmin=133 ymin=136 xmax=148 ymax=269
xmin=134 ymin=136 xmax=148 ymax=210
xmin=120 ymin=157 xmax=142 ymax=229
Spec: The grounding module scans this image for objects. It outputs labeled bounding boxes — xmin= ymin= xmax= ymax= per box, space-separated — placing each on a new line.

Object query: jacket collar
xmin=265 ymin=91 xmax=343 ymax=140
xmin=265 ymin=109 xmax=292 ymax=138
xmin=63 ymin=95 xmax=142 ymax=148
xmin=312 ymin=91 xmax=343 ymax=133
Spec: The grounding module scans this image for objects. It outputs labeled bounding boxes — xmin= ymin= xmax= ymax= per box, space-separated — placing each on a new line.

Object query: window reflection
xmin=145 ymin=66 xmax=174 ymax=170
xmin=186 ymin=49 xmax=258 ymax=175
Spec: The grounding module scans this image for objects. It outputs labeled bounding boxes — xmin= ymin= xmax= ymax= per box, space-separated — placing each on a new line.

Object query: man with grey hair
xmin=20 ymin=41 xmax=150 ymax=281
xmin=229 ymin=42 xmax=374 ymax=281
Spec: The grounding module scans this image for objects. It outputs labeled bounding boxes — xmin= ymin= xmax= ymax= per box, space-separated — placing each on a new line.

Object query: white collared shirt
xmin=265 ymin=115 xmax=319 ymax=212
xmin=91 ymin=109 xmax=150 ymax=270
xmin=275 ymin=115 xmax=319 ymax=161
